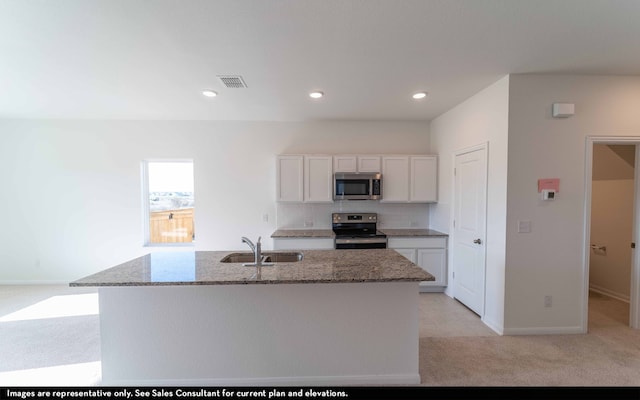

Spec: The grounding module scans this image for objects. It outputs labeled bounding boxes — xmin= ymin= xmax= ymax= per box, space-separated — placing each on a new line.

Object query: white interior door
xmin=452 ymin=145 xmax=488 ymax=316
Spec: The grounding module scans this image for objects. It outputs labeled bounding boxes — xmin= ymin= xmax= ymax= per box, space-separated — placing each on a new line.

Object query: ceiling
xmin=2 ymin=0 xmax=640 ymax=121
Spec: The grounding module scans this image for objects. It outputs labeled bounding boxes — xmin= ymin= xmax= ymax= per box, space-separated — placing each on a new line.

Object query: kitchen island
xmin=70 ymin=249 xmax=433 ymax=386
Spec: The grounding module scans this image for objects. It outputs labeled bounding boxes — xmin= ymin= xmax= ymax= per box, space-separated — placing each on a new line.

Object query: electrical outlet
xmin=410 ymin=221 xmax=418 ymax=227
xmin=544 ymin=295 xmax=552 ymax=308
xmin=304 ymin=221 xmax=314 ymax=227
xmin=518 ymin=220 xmax=531 ymax=233
xmin=262 ymin=214 xmax=269 ymax=222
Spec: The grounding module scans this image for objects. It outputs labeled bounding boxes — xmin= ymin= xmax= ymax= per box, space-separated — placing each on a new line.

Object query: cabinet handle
xmin=473 ymin=238 xmax=482 ymax=244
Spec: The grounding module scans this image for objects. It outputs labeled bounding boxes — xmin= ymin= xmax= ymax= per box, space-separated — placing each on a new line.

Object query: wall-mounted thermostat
xmin=541 ymin=189 xmax=556 ymax=200
xmin=538 ymin=178 xmax=559 ymax=200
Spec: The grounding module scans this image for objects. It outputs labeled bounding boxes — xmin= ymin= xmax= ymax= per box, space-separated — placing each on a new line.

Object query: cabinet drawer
xmin=388 ymin=237 xmax=446 ymax=249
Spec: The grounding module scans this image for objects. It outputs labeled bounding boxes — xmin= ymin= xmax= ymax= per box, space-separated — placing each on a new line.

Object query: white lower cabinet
xmin=416 ymin=248 xmax=447 ymax=290
xmin=273 ymin=238 xmax=334 ymax=250
xmin=388 ymin=237 xmax=447 ymax=292
xmin=393 ymin=248 xmax=417 ymax=263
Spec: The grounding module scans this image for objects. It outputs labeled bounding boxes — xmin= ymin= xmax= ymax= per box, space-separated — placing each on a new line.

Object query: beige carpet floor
xmin=419 ymin=291 xmax=640 ymax=386
xmin=0 ymin=285 xmax=638 ymax=387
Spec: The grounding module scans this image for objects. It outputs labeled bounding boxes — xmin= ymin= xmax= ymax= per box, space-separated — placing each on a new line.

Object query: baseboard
xmin=419 ymin=286 xmax=446 ymax=293
xmin=101 ymin=373 xmax=421 ymax=387
xmin=502 ymin=325 xmax=585 ymax=335
xmin=589 ymin=285 xmax=630 ymax=303
xmin=481 ymin=316 xmax=504 ymax=335
xmin=0 ymin=280 xmax=72 ymax=285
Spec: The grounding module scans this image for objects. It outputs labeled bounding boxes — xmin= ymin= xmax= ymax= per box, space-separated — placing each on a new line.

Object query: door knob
xmin=473 ymin=238 xmax=482 ymax=244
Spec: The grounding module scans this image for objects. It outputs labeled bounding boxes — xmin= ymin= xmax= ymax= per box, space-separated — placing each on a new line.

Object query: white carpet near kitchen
xmin=0 ymin=285 xmax=101 ymax=386
xmin=0 ymin=285 xmax=637 ymax=386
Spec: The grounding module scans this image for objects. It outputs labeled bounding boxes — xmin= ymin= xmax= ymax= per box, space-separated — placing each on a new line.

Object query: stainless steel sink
xmin=265 ymin=252 xmax=304 ymax=263
xmin=220 ymin=252 xmax=304 ymax=264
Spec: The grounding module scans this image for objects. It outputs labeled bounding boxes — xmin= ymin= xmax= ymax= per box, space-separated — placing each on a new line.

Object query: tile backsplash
xmin=276 ymin=201 xmax=429 ymax=229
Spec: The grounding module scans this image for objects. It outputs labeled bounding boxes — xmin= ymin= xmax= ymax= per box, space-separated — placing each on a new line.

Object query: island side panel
xmin=99 ymin=282 xmax=420 ymax=386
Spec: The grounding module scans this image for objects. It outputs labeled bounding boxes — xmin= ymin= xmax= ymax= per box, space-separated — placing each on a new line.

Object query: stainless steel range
xmin=332 ymin=212 xmax=388 ymax=249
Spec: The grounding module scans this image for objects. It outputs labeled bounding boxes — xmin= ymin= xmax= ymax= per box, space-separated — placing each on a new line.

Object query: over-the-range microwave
xmin=333 ymin=172 xmax=382 ymax=200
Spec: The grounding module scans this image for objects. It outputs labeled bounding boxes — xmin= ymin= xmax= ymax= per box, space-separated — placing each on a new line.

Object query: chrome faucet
xmin=241 ymin=236 xmax=256 ymax=255
xmin=241 ymin=236 xmax=272 ymax=266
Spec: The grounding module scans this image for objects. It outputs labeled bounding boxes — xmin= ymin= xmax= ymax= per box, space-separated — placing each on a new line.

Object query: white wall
xmin=429 ymin=75 xmax=510 ymax=333
xmin=505 ymin=74 xmax=640 ymax=334
xmin=0 ymin=120 xmax=429 ymax=283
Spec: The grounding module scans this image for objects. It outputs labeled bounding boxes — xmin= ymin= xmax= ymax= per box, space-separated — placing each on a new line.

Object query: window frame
xmin=141 ymin=159 xmax=195 ymax=247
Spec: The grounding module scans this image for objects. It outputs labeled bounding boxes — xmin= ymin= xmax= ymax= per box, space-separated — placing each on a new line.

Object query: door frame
xmin=451 ymin=142 xmax=489 ymax=318
xmin=583 ymin=136 xmax=640 ymax=331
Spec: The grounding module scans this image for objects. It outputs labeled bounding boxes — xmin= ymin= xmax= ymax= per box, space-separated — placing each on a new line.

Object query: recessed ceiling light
xmin=202 ymin=90 xmax=217 ymax=97
xmin=309 ymin=91 xmax=324 ymax=99
xmin=412 ymin=92 xmax=428 ymax=100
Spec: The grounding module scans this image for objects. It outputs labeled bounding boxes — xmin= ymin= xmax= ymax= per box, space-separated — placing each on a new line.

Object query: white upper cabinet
xmin=333 ymin=155 xmax=381 ymax=173
xmin=276 ymin=155 xmax=304 ymax=202
xmin=381 ymin=156 xmax=410 ymax=202
xmin=381 ymin=155 xmax=437 ymax=203
xmin=278 ymin=154 xmax=435 ymax=203
xmin=277 ymin=155 xmax=333 ymax=203
xmin=410 ymin=156 xmax=437 ymax=202
xmin=333 ymin=156 xmax=358 ymax=173
xmin=357 ymin=156 xmax=381 ymax=172
xmin=304 ymin=155 xmax=333 ymax=203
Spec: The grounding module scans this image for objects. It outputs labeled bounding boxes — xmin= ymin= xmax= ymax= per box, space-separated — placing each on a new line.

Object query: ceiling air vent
xmin=217 ymin=75 xmax=247 ymax=88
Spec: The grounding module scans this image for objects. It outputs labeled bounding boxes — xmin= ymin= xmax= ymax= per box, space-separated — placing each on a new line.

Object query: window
xmin=142 ymin=160 xmax=195 ymax=245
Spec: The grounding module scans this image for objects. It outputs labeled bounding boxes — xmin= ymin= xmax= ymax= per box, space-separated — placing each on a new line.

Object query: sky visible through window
xmin=148 ymin=161 xmax=194 ymax=212
xmin=148 ymin=162 xmax=194 ymax=193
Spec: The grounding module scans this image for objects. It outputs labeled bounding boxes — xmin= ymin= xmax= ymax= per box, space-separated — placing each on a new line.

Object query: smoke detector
xmin=217 ymin=75 xmax=247 ymax=88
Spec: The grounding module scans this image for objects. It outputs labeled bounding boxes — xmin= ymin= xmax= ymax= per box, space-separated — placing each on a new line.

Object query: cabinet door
xmin=393 ymin=248 xmax=417 ymax=263
xmin=410 ymin=156 xmax=437 ymax=203
xmin=417 ymin=248 xmax=446 ymax=286
xmin=358 ymin=156 xmax=381 ymax=173
xmin=381 ymin=156 xmax=409 ymax=202
xmin=333 ymin=156 xmax=357 ymax=173
xmin=305 ymin=156 xmax=333 ymax=203
xmin=276 ymin=155 xmax=304 ymax=202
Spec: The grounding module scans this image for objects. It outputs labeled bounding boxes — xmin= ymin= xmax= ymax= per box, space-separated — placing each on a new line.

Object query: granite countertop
xmin=271 ymin=229 xmax=335 ymax=238
xmin=381 ymin=228 xmax=448 ymax=237
xmin=69 ymin=249 xmax=434 ymax=287
xmin=271 ymin=228 xmax=447 ymax=238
